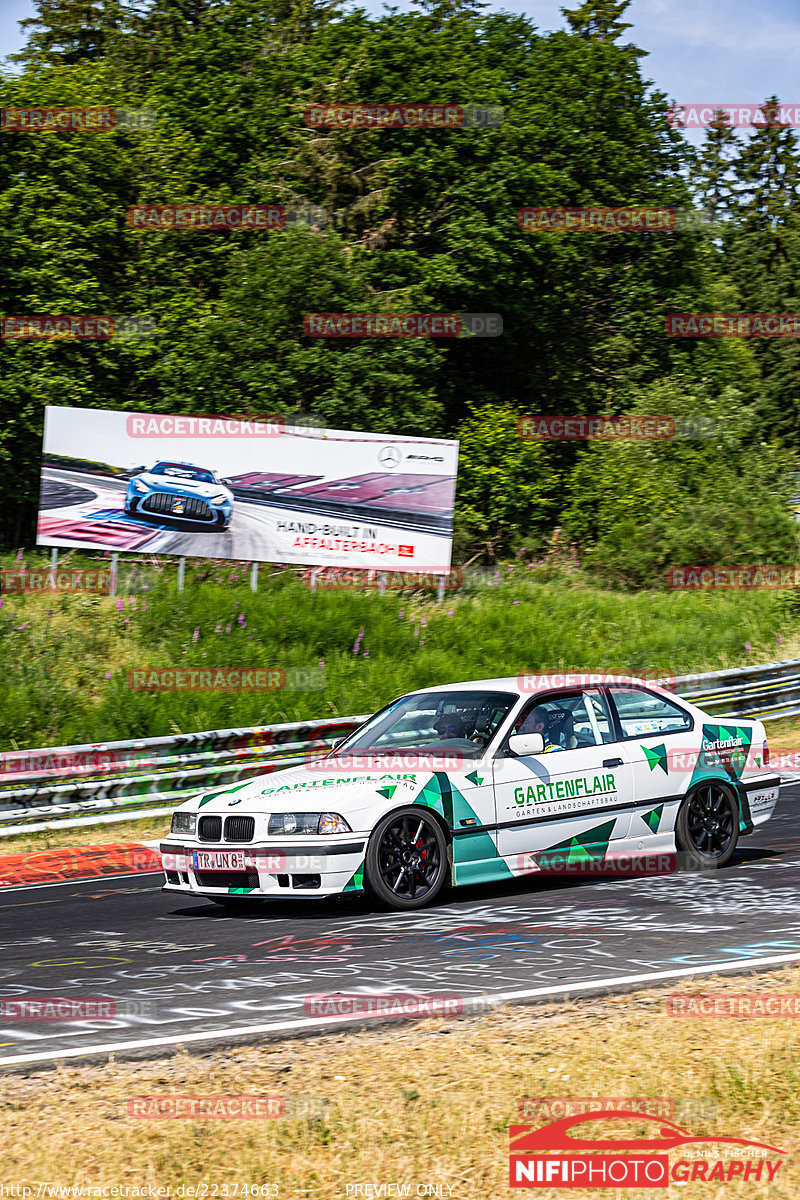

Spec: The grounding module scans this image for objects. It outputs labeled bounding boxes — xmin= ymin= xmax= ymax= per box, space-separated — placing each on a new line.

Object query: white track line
xmin=4 ymin=950 xmax=800 ymax=1068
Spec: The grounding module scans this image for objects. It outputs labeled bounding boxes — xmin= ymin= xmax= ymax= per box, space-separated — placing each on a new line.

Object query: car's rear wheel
xmin=675 ymin=781 xmax=739 ymax=869
xmin=365 ymin=807 xmax=448 ymax=910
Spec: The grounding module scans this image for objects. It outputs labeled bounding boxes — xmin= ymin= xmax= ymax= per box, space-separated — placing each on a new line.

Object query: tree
xmin=453 ymin=404 xmax=553 ymax=561
xmin=561 ymin=0 xmax=639 ymax=47
xmin=13 ymin=0 xmax=128 ymax=66
xmin=694 ymin=109 xmax=739 ymax=222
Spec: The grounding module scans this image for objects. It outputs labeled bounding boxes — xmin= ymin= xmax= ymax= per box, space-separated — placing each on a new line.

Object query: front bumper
xmin=160 ymin=840 xmax=367 ymax=897
xmin=126 ymin=491 xmax=232 ymax=525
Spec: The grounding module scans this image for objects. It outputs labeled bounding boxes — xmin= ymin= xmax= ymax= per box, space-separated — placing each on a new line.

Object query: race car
xmin=160 ymin=674 xmax=780 ymax=910
xmin=124 ymin=461 xmax=234 ymax=528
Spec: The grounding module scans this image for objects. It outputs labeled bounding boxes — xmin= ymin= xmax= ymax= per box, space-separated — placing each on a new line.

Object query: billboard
xmin=36 ymin=407 xmax=458 ymax=572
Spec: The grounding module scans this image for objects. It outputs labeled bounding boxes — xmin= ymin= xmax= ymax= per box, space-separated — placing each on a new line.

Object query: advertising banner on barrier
xmin=36 ymin=407 xmax=458 ymax=570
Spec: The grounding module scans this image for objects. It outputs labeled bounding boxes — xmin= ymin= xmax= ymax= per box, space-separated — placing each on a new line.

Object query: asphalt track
xmin=2 ymin=781 xmax=800 ymax=1071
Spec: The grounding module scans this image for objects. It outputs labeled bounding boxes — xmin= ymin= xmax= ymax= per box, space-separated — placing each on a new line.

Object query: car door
xmin=493 ymin=688 xmax=635 ymax=872
xmin=605 ymin=684 xmax=696 ymax=840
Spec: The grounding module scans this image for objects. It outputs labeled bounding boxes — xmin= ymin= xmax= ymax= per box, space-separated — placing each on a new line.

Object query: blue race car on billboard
xmin=124 ymin=461 xmax=234 ymax=528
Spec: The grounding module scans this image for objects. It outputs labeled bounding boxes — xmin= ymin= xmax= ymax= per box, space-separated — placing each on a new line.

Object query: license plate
xmin=191 ymin=850 xmax=247 ymax=871
xmin=750 ymin=787 xmax=779 ymax=810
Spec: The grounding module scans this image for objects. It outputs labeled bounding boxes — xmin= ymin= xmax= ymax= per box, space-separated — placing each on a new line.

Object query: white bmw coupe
xmin=161 ymin=675 xmax=780 ymax=910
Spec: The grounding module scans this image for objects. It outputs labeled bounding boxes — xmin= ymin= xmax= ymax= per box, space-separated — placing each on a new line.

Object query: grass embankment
xmin=2 ymin=966 xmax=800 ymax=1195
xmin=1 ymin=549 xmax=796 ymax=751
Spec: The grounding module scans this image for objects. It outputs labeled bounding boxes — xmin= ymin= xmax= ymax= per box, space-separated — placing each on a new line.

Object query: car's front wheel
xmin=365 ymin=806 xmax=448 ymax=910
xmin=675 ymin=781 xmax=739 ymax=870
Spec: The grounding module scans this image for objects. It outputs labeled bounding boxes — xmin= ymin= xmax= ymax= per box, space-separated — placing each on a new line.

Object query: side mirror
xmin=508 ymin=732 xmax=545 ymax=757
xmin=330 ymin=737 xmax=346 ymax=751
xmin=222 ymin=478 xmax=233 ymax=488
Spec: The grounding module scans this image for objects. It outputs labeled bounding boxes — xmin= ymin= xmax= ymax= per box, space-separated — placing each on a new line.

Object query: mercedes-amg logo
xmin=379 ymin=446 xmax=401 ymax=469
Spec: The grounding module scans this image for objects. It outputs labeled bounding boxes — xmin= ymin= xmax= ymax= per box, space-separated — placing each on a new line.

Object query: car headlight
xmin=268 ymin=812 xmax=352 ymax=835
xmin=133 ymin=479 xmax=150 ymax=493
xmin=210 ymin=493 xmax=229 ymax=505
xmin=171 ymin=812 xmax=197 ymax=835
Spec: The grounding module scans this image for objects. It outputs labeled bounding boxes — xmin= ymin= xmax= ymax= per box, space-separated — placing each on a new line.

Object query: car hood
xmin=188 ymin=760 xmax=427 ymax=819
xmin=135 ymin=474 xmax=230 ymax=498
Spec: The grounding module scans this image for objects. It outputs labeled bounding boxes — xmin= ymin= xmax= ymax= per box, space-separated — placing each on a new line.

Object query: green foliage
xmin=562 ymin=376 xmax=799 ymax=586
xmin=1 ymin=0 xmax=799 ymax=578
xmin=453 ymin=404 xmax=553 ymax=559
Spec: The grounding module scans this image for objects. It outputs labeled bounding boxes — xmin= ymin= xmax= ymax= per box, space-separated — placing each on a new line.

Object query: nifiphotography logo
xmin=508 ymin=1110 xmax=784 ymax=1188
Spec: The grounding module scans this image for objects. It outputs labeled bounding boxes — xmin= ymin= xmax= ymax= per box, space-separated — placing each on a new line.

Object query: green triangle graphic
xmin=539 ymin=819 xmax=617 ymax=865
xmin=643 ymin=804 xmax=664 ymax=832
xmin=377 ymin=785 xmax=398 ymax=800
xmin=343 ymin=861 xmax=365 ymax=892
xmin=198 ymin=781 xmax=251 ymax=807
xmin=642 ymin=744 xmax=668 ymax=774
xmin=465 ymin=771 xmax=484 ymax=786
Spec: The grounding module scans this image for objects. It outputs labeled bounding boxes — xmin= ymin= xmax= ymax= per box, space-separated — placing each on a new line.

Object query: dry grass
xmin=3 ymin=966 xmax=800 ymax=1195
xmin=764 ymin=714 xmax=800 ymax=750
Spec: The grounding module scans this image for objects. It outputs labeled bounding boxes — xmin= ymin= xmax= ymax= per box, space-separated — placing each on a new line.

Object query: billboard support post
xmin=177 ymin=556 xmax=185 ymax=592
xmin=49 ymin=548 xmax=58 ymax=583
xmin=110 ymin=552 xmax=118 ymax=598
xmin=310 ymin=569 xmax=317 ymax=592
xmin=379 ymin=572 xmax=386 ymax=596
xmin=437 ymin=576 xmax=445 ymax=603
xmin=250 ymin=561 xmax=258 ymax=593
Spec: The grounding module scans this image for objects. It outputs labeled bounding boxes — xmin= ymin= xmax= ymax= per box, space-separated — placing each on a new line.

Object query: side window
xmin=514 ymin=690 xmax=616 ymax=749
xmin=609 ymin=686 xmax=692 ymax=738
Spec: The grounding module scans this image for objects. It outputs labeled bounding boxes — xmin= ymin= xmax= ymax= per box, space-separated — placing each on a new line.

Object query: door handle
xmin=603 ymin=757 xmax=624 ymax=767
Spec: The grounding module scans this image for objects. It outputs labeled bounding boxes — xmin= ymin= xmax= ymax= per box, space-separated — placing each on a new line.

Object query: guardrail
xmin=3 ymin=657 xmax=800 ymax=837
xmin=670 ymin=658 xmax=800 ymax=723
xmin=0 ymin=716 xmax=369 ymax=837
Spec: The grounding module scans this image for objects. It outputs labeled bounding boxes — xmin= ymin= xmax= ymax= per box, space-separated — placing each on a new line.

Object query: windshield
xmin=148 ymin=463 xmax=216 ymax=483
xmin=331 ymin=690 xmax=518 ymax=760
